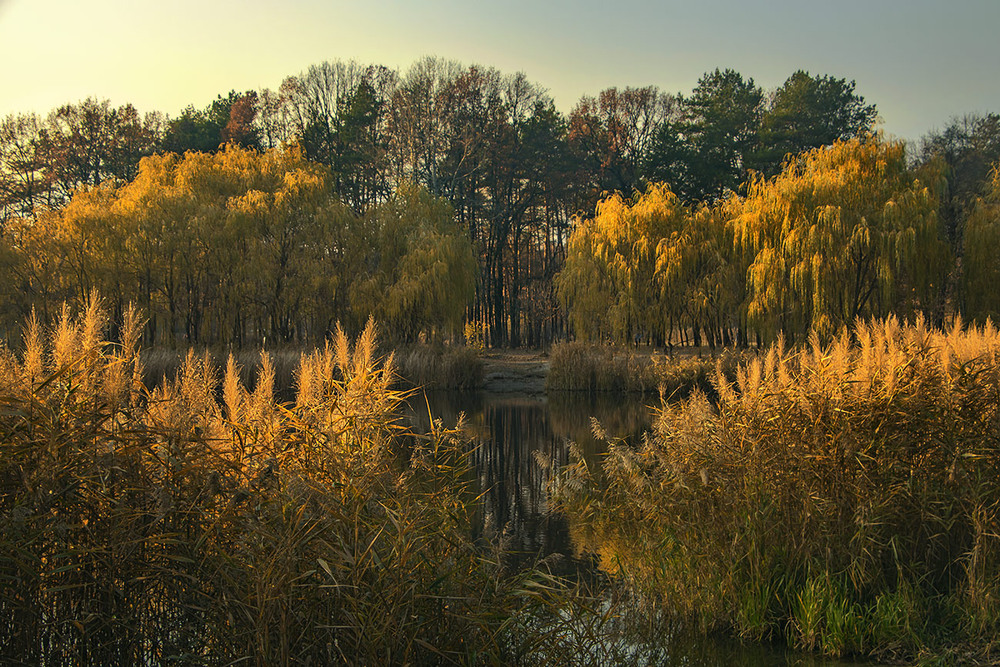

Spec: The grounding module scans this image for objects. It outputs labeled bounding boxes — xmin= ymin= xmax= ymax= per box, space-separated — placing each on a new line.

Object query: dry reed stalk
xmin=554 ymin=315 xmax=1000 ymax=661
xmin=0 ymin=301 xmax=637 ymax=665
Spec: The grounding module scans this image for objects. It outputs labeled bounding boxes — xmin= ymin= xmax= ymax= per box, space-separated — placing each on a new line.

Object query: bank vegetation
xmin=553 ymin=316 xmax=1000 ymax=662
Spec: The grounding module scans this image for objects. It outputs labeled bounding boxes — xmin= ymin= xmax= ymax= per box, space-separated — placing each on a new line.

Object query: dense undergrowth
xmin=0 ymin=300 xmax=640 ymax=666
xmin=392 ymin=344 xmax=484 ymax=390
xmin=553 ymin=317 xmax=1000 ymax=663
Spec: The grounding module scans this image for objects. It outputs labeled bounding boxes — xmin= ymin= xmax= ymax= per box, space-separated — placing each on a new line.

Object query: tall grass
xmin=141 ymin=347 xmax=303 ymax=396
xmin=546 ymin=342 xmax=654 ymax=393
xmin=0 ymin=299 xmax=624 ymax=665
xmin=143 ymin=342 xmax=483 ymax=394
xmin=393 ymin=344 xmax=484 ymax=390
xmin=553 ymin=316 xmax=1000 ymax=661
xmin=547 ymin=342 xmax=742 ymax=398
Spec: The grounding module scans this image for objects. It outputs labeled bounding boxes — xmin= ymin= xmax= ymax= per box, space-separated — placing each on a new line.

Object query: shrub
xmin=546 ymin=342 xmax=657 ymax=393
xmin=547 ymin=342 xmax=743 ymax=398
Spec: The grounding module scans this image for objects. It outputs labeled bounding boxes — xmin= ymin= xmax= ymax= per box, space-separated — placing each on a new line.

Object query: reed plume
xmin=554 ymin=315 xmax=1000 ymax=661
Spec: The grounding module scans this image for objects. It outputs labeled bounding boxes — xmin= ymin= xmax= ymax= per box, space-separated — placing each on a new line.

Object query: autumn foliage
xmin=5 ymin=60 xmax=999 ymax=349
xmin=0 ymin=146 xmax=475 ymax=346
xmin=560 ymin=136 xmax=966 ymax=345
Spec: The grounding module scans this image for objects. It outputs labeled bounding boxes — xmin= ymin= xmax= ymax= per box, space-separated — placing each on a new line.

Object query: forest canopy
xmin=1 ymin=57 xmax=998 ymax=347
xmin=0 ymin=146 xmax=474 ymax=345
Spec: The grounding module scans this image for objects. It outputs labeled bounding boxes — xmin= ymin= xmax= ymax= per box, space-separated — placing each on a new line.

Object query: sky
xmin=1 ymin=0 xmax=998 ymax=143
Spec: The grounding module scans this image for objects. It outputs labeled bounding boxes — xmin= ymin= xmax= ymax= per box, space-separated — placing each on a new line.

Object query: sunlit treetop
xmin=732 ymin=136 xmax=947 ymax=338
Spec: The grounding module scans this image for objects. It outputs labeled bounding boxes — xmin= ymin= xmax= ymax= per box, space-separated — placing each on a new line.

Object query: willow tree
xmin=19 ymin=145 xmax=358 ymax=346
xmin=36 ymin=185 xmax=122 ymax=305
xmin=666 ymin=202 xmax=744 ymax=348
xmin=557 ymin=184 xmax=690 ymax=344
xmin=1 ymin=211 xmax=69 ymax=329
xmin=555 ymin=212 xmax=616 ymax=342
xmin=962 ymin=165 xmax=1000 ymax=322
xmin=732 ymin=137 xmax=948 ymax=339
xmin=355 ymin=183 xmax=476 ymax=343
xmin=223 ymin=148 xmax=357 ymax=343
xmin=116 ymin=146 xmax=354 ymax=344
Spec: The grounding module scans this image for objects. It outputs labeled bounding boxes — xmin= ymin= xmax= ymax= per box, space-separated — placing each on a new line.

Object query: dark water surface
xmin=405 ymin=390 xmax=653 ymax=572
xmin=404 ymin=390 xmax=880 ymax=667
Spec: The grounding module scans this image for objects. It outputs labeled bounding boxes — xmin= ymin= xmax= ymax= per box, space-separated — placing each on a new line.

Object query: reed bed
xmin=142 ymin=347 xmax=303 ymax=395
xmin=143 ymin=343 xmax=483 ymax=395
xmin=546 ymin=343 xmax=659 ymax=393
xmin=392 ymin=344 xmax=484 ymax=390
xmin=547 ymin=342 xmax=742 ymax=398
xmin=0 ymin=299 xmax=622 ymax=666
xmin=553 ymin=316 xmax=1000 ymax=662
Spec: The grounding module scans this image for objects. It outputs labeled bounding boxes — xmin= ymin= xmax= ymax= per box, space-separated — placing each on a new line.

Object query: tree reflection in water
xmin=404 ymin=391 xmax=653 ymax=573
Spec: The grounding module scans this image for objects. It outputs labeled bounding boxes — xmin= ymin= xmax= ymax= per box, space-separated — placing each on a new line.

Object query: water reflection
xmin=404 ymin=391 xmax=653 ymax=572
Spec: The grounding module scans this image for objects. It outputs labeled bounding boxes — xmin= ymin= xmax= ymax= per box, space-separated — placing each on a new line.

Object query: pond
xmin=404 ymin=390 xmax=652 ymax=572
xmin=404 ymin=389 xmax=881 ymax=666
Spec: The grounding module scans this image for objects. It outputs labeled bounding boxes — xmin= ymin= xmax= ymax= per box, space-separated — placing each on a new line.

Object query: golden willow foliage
xmin=554 ymin=214 xmax=615 ymax=342
xmin=554 ymin=316 xmax=1000 ymax=659
xmin=557 ymin=137 xmax=956 ymax=347
xmin=557 ymin=185 xmax=693 ymax=343
xmin=355 ymin=183 xmax=476 ymax=343
xmin=734 ymin=137 xmax=948 ymax=338
xmin=1 ymin=146 xmax=475 ymax=346
xmin=558 ymin=184 xmax=743 ymax=347
xmin=962 ymin=164 xmax=1000 ymax=322
xmin=675 ymin=203 xmax=745 ymax=345
xmin=0 ymin=301 xmax=609 ymax=665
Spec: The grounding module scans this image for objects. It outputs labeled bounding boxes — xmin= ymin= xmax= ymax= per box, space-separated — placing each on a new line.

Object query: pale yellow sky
xmin=2 ymin=0 xmax=999 ymax=141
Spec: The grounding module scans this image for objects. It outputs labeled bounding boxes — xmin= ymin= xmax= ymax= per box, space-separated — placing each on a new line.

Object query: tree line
xmin=0 ymin=146 xmax=475 ymax=347
xmin=1 ymin=56 xmax=998 ymax=347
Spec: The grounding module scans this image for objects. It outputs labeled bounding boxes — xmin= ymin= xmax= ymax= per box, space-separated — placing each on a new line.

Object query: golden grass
xmin=553 ymin=316 xmax=1000 ymax=661
xmin=0 ymin=299 xmax=626 ymax=665
xmin=546 ymin=341 xmax=743 ymax=398
xmin=546 ymin=342 xmax=659 ymax=393
xmin=392 ymin=344 xmax=484 ymax=390
xmin=142 ymin=341 xmax=483 ymax=395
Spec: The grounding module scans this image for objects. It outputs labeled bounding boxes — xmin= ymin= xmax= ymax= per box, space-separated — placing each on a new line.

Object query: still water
xmin=405 ymin=390 xmax=653 ymax=571
xmin=404 ymin=390 xmax=879 ymax=667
